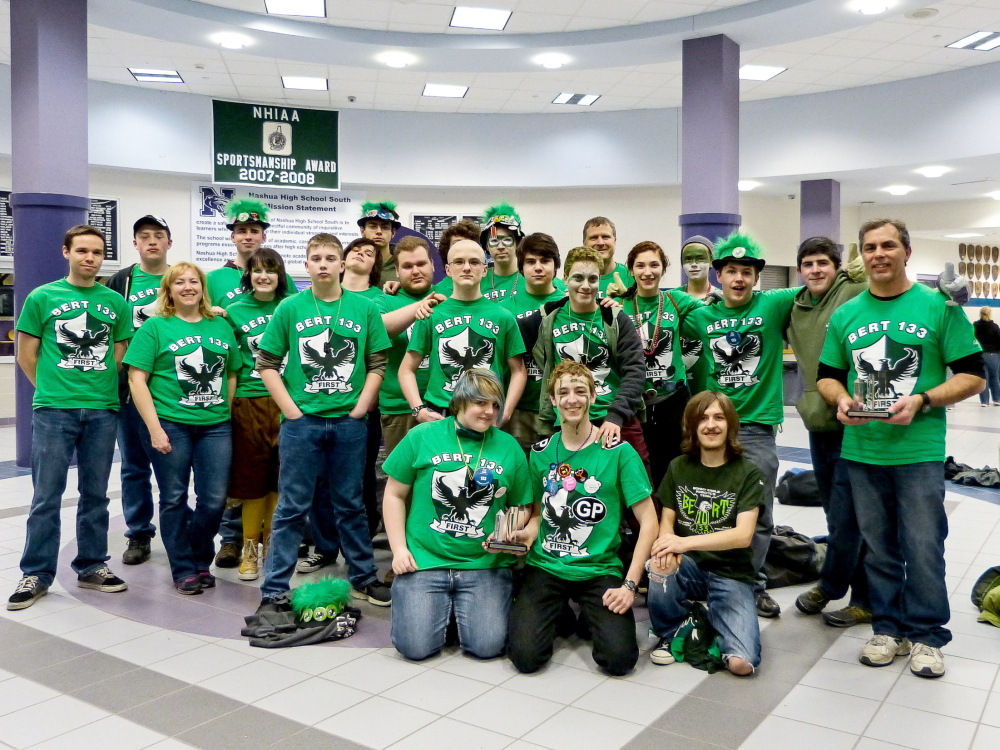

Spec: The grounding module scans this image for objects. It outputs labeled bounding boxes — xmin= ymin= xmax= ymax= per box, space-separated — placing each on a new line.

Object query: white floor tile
xmin=144 ymin=740 xmax=199 ymax=750
xmin=253 ymin=677 xmax=370 ymax=725
xmin=887 ymin=673 xmax=988 ymax=722
xmin=853 ymin=740 xmax=913 ymax=750
xmin=146 ymin=642 xmax=257 ymax=683
xmin=740 ymin=715 xmax=857 ymax=750
xmin=621 ymin=657 xmax=711 ymax=692
xmin=262 ymin=644 xmax=374 ymax=675
xmin=0 ymin=592 xmax=81 ymax=621
xmin=433 ymin=653 xmax=520 ymax=685
xmin=504 ymin=743 xmax=548 ymax=750
xmin=315 ymin=696 xmax=436 ymax=750
xmin=0 ymin=695 xmax=108 ymax=748
xmin=28 ymin=714 xmax=164 ymax=750
xmin=571 ymin=679 xmax=680 ymax=725
xmin=21 ymin=604 xmax=119 ymax=637
xmin=947 ymin=631 xmax=1000 ymax=664
xmin=801 ymin=657 xmax=901 ymax=701
xmin=773 ymin=684 xmax=880 ymax=735
xmin=449 ymin=687 xmax=564 ymax=737
xmin=865 ymin=703 xmax=978 ymax=750
xmin=981 ymin=692 xmax=1000 ymax=727
xmin=381 ymin=668 xmax=493 ymax=714
xmin=103 ymin=630 xmax=206 ymax=667
xmin=0 ymin=678 xmax=62 ymax=718
xmin=58 ymin=616 xmax=160 ymax=650
xmin=972 ymin=724 xmax=1000 ymax=750
xmin=386 ymin=717 xmax=513 ymax=750
xmin=321 ymin=651 xmax=428 ymax=694
xmin=198 ymin=658 xmax=309 ymax=703
xmin=502 ymin=663 xmax=606 ymax=704
xmin=522 ymin=706 xmax=642 ymax=750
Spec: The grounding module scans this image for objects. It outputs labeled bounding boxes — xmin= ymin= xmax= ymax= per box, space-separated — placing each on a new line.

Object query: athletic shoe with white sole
xmin=859 ymin=634 xmax=911 ymax=667
xmin=909 ymin=642 xmax=945 ymax=678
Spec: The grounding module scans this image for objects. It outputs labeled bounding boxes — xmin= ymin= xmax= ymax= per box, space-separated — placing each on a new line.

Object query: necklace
xmin=311 ymin=288 xmax=345 ymax=333
xmin=490 ymin=269 xmax=519 ymax=299
xmin=551 ymin=425 xmax=595 ymax=493
xmin=455 ymin=425 xmax=490 ymax=488
xmin=632 ymin=291 xmax=664 ymax=356
xmin=566 ymin=306 xmax=600 ymax=362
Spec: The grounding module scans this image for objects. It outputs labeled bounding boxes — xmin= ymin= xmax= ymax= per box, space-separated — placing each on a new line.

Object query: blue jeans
xmin=846 ymin=460 xmax=950 ymax=648
xmin=647 ymin=556 xmax=761 ymax=668
xmin=738 ymin=423 xmax=778 ymax=592
xmin=980 ymin=351 xmax=1000 ymax=404
xmin=118 ymin=396 xmax=156 ymax=540
xmin=391 ymin=568 xmax=513 ymax=660
xmin=147 ymin=419 xmax=232 ymax=582
xmin=809 ymin=430 xmax=869 ymax=608
xmin=218 ymin=505 xmax=243 ymax=547
xmin=261 ymin=414 xmax=376 ymax=598
xmin=21 ymin=408 xmax=119 ymax=586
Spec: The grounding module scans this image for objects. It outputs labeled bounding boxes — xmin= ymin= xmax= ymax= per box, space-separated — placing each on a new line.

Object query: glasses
xmin=487 ymin=236 xmax=516 ymax=249
xmin=448 ymin=259 xmax=485 ymax=268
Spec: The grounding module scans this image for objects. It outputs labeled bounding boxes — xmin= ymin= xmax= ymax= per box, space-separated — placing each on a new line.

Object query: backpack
xmin=775 ymin=469 xmax=822 ymax=507
xmin=762 ymin=525 xmax=827 ymax=588
xmin=669 ymin=601 xmax=724 ymax=673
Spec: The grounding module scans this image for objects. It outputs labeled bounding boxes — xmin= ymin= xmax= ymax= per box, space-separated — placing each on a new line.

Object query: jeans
xmin=218 ymin=506 xmax=243 ymax=546
xmin=147 ymin=419 xmax=232 ymax=582
xmin=846 ymin=460 xmax=951 ymax=648
xmin=391 ymin=568 xmax=513 ymax=660
xmin=508 ymin=566 xmax=638 ymax=676
xmin=20 ymin=408 xmax=119 ymax=586
xmin=118 ymin=397 xmax=156 ymax=540
xmin=738 ymin=423 xmax=778 ymax=592
xmin=980 ymin=351 xmax=1000 ymax=404
xmin=363 ymin=408 xmax=383 ymax=537
xmin=646 ymin=556 xmax=761 ymax=668
xmin=261 ymin=414 xmax=376 ymax=597
xmin=809 ymin=430 xmax=869 ymax=608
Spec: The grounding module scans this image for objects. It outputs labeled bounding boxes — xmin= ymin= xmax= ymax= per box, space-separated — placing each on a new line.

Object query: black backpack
xmin=763 ymin=525 xmax=827 ymax=588
xmin=775 ymin=469 xmax=822 ymax=507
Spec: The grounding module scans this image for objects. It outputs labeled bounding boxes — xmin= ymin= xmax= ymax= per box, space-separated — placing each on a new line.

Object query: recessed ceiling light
xmin=129 ymin=68 xmax=183 ymax=83
xmin=423 ymin=83 xmax=468 ymax=98
xmin=905 ymin=8 xmax=938 ymax=19
xmin=947 ymin=31 xmax=998 ymax=49
xmin=282 ymin=76 xmax=328 ymax=91
xmin=213 ymin=32 xmax=250 ymax=50
xmin=551 ymin=93 xmax=600 ymax=106
xmin=976 ymin=36 xmax=1000 ymax=51
xmin=738 ymin=65 xmax=786 ymax=81
xmin=450 ymin=7 xmax=511 ymax=31
xmin=535 ymin=53 xmax=569 ymax=70
xmin=379 ymin=51 xmax=415 ymax=69
xmin=854 ymin=0 xmax=889 ymax=14
xmin=737 ymin=180 xmax=762 ymax=192
xmin=988 ymin=191 xmax=1000 ymax=201
xmin=883 ymin=185 xmax=915 ymax=196
xmin=914 ymin=166 xmax=951 ymax=178
xmin=264 ymin=0 xmax=325 ymax=17
xmin=945 ymin=233 xmax=986 ymax=239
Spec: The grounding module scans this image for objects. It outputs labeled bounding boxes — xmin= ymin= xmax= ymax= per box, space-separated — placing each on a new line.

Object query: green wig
xmin=290 ymin=577 xmax=352 ymax=623
xmin=712 ymin=231 xmax=765 ymax=270
xmin=224 ymin=198 xmax=271 ymax=229
xmin=479 ymin=202 xmax=524 ymax=247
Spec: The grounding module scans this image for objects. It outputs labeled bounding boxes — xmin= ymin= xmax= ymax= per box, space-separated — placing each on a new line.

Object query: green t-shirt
xmin=382 ymin=418 xmax=532 ymax=571
xmin=527 ymin=436 xmax=651 ymax=580
xmin=16 ymin=279 xmax=131 ymax=411
xmin=658 ymin=455 xmax=764 ymax=584
xmin=376 ymin=289 xmax=430 ymax=415
xmin=671 ymin=285 xmax=710 ymax=389
xmin=226 ymin=295 xmax=283 ymax=398
xmin=124 ymin=267 xmax=163 ymax=333
xmin=820 ymin=283 xmax=982 ymax=465
xmin=206 ymin=265 xmax=298 ymax=309
xmin=257 ymin=289 xmax=391 ymax=417
xmin=625 ymin=291 xmax=701 ymax=400
xmin=501 ymin=288 xmax=566 ymax=413
xmin=599 ymin=262 xmax=633 ymax=299
xmin=434 ymin=273 xmax=564 ymax=302
xmin=408 ymin=296 xmax=525 ymax=409
xmin=681 ymin=288 xmax=798 ymax=425
xmin=549 ymin=306 xmax=620 ymax=420
xmin=123 ymin=315 xmax=240 ymax=425
xmin=346 ymin=286 xmax=384 ymax=302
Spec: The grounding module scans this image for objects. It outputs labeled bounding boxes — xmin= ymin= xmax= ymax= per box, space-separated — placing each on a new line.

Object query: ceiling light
xmin=854 ymin=0 xmax=889 ymax=14
xmin=551 ymin=93 xmax=600 ymax=106
xmin=905 ymin=8 xmax=938 ymax=19
xmin=737 ymin=180 xmax=762 ymax=192
xmin=738 ymin=65 xmax=786 ymax=81
xmin=282 ymin=76 xmax=328 ymax=90
xmin=423 ymin=83 xmax=468 ymax=98
xmin=976 ymin=36 xmax=1000 ymax=51
xmin=264 ymin=0 xmax=325 ymax=17
xmin=914 ymin=166 xmax=951 ymax=178
xmin=535 ymin=53 xmax=569 ymax=70
xmin=213 ymin=32 xmax=250 ymax=50
xmin=129 ymin=68 xmax=183 ymax=83
xmin=988 ymin=191 xmax=1000 ymax=201
xmin=947 ymin=31 xmax=997 ymax=49
xmin=379 ymin=51 xmax=415 ymax=69
xmin=450 ymin=7 xmax=511 ymax=31
xmin=883 ymin=185 xmax=915 ymax=196
xmin=945 ymin=233 xmax=986 ymax=239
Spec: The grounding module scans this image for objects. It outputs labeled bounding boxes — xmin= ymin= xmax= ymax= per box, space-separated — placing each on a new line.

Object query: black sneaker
xmin=756 ymin=591 xmax=781 ymax=618
xmin=77 ymin=565 xmax=128 ymax=593
xmin=122 ymin=536 xmax=151 ymax=565
xmin=197 ymin=570 xmax=216 ymax=589
xmin=352 ymin=579 xmax=392 ymax=607
xmin=214 ymin=542 xmax=241 ymax=568
xmin=297 ymin=542 xmax=310 ymax=559
xmin=7 ymin=576 xmax=48 ymax=611
xmin=175 ymin=576 xmax=202 ymax=595
xmin=296 ymin=552 xmax=337 ymax=574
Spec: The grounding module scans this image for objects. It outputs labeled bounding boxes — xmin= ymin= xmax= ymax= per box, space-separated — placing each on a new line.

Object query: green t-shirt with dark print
xmin=527 ymin=436 xmax=651 ymax=581
xmin=820 ymin=283 xmax=982 ymax=466
xmin=376 ymin=288 xmax=430 ymax=415
xmin=501 ymin=288 xmax=566 ymax=413
xmin=123 ymin=315 xmax=241 ymax=425
xmin=408 ymin=296 xmax=525 ymax=409
xmin=549 ymin=306 xmax=620 ymax=421
xmin=434 ymin=274 xmax=565 ymax=302
xmin=16 ymin=279 xmax=131 ymax=411
xmin=383 ymin=418 xmax=532 ymax=570
xmin=226 ymin=295 xmax=284 ymax=398
xmin=599 ymin=262 xmax=634 ymax=299
xmin=626 ymin=290 xmax=701 ymax=400
xmin=346 ymin=286 xmax=384 ymax=302
xmin=206 ymin=265 xmax=299 ymax=310
xmin=671 ymin=285 xmax=710 ymax=391
xmin=124 ymin=267 xmax=163 ymax=333
xmin=681 ymin=287 xmax=799 ymax=425
xmin=257 ymin=289 xmax=391 ymax=418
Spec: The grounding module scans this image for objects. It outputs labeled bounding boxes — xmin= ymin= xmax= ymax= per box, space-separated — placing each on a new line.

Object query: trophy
xmin=993 ymin=246 xmax=999 ymax=264
xmin=959 ymin=261 xmax=967 ymax=276
xmin=847 ymin=378 xmax=891 ymax=419
xmin=976 ymin=245 xmax=984 ymax=262
xmin=485 ymin=507 xmax=528 ymax=553
xmin=959 ymin=243 xmax=967 ymax=261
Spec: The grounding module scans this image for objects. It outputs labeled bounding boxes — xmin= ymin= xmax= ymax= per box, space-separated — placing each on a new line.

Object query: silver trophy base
xmin=846 ymin=410 xmax=891 ymax=419
xmin=485 ymin=541 xmax=528 ymax=553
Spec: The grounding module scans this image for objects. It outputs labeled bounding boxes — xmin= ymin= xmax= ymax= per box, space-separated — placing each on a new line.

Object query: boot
xmin=238 ymin=539 xmax=259 ymax=581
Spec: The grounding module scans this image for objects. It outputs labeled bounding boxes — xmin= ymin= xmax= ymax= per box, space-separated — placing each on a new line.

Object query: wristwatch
xmin=622 ymin=579 xmax=638 ymax=593
xmin=918 ymin=392 xmax=932 ymax=413
xmin=412 ymin=404 xmax=427 ymax=417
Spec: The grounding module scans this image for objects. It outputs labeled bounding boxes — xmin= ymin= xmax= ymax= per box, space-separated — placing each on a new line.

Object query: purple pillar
xmin=679 ymin=34 xmax=741 ymax=248
xmin=11 ymin=0 xmax=90 ymax=466
xmin=800 ymin=179 xmax=841 ymax=244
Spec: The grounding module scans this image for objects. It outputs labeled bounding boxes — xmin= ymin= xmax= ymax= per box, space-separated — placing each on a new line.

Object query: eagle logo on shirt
xmin=429 ymin=467 xmax=494 ymax=538
xmin=405 ymin=323 xmax=430 ymax=370
xmin=175 ymin=347 xmax=226 ymax=406
xmin=557 ymin=335 xmax=611 ymax=395
xmin=55 ymin=312 xmax=110 ymax=372
xmin=710 ymin=332 xmax=762 ymax=388
xmin=299 ymin=330 xmax=357 ymax=394
xmin=132 ymin=300 xmax=158 ymax=329
xmin=680 ymin=337 xmax=703 ymax=372
xmin=643 ymin=326 xmax=675 ymax=387
xmin=439 ymin=328 xmax=494 ymax=392
xmin=539 ymin=465 xmax=606 ymax=558
xmin=852 ymin=335 xmax=922 ymax=410
xmin=676 ymin=485 xmax=737 ymax=535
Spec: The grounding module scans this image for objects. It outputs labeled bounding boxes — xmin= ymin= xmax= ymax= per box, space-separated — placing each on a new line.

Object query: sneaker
xmin=122 ymin=536 xmax=151 ymax=565
xmin=296 ymin=551 xmax=337 ymax=574
xmin=175 ymin=576 xmax=202 ymax=595
xmin=823 ymin=605 xmax=872 ymax=628
xmin=214 ymin=542 xmax=241 ymax=568
xmin=909 ymin=642 xmax=946 ymax=678
xmin=795 ymin=584 xmax=830 ymax=615
xmin=297 ymin=542 xmax=310 ymax=559
xmin=755 ymin=591 xmax=781 ymax=618
xmin=239 ymin=539 xmax=259 ymax=581
xmin=197 ymin=570 xmax=216 ymax=589
xmin=7 ymin=576 xmax=48 ymax=611
xmin=859 ymin=634 xmax=911 ymax=667
xmin=650 ymin=637 xmax=675 ymax=666
xmin=77 ymin=565 xmax=128 ymax=593
xmin=351 ymin=579 xmax=392 ymax=607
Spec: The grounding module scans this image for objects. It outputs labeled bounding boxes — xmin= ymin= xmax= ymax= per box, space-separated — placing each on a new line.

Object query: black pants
xmin=363 ymin=409 xmax=383 ymax=537
xmin=642 ymin=385 xmax=690 ymax=492
xmin=508 ymin=566 xmax=638 ymax=676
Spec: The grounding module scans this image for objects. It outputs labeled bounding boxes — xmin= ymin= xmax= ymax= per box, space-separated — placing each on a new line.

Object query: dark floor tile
xmin=0 ymin=618 xmax=56 ymax=649
xmin=760 ymin=618 xmax=840 ymax=657
xmin=30 ymin=651 xmax=138 ymax=692
xmin=0 ymin=634 xmax=91 ymax=673
xmin=268 ymin=727 xmax=371 ymax=750
xmin=120 ymin=685 xmax=244 ymax=735
xmin=72 ymin=665 xmax=189 ymax=712
xmin=178 ymin=706 xmax=305 ymax=750
xmin=690 ymin=671 xmax=797 ymax=714
xmin=754 ymin=645 xmax=821 ymax=684
xmin=622 ymin=727 xmax=727 ymax=750
xmin=652 ymin=696 xmax=766 ymax=749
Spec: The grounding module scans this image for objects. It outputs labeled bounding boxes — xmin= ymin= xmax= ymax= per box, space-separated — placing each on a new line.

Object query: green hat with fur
xmin=225 ymin=198 xmax=270 ymax=231
xmin=712 ymin=231 xmax=765 ymax=271
xmin=358 ymin=201 xmax=401 ymax=230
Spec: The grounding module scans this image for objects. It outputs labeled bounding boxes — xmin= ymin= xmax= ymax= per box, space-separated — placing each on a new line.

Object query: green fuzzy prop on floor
xmin=224 ymin=198 xmax=270 ymax=224
xmin=715 ymin=231 xmax=763 ymax=259
xmin=291 ymin=577 xmax=352 ymax=619
xmin=482 ymin=202 xmax=520 ymax=226
xmin=361 ymin=200 xmax=397 ymax=215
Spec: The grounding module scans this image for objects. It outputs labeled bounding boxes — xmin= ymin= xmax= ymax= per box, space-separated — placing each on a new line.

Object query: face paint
xmin=682 ymin=244 xmax=711 ymax=280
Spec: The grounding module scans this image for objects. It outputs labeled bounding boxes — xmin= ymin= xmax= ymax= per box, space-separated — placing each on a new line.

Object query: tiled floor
xmin=0 ymin=402 xmax=999 ymax=749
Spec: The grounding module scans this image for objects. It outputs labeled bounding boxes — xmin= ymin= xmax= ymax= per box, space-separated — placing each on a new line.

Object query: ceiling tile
xmin=503 ymin=13 xmax=572 ymax=33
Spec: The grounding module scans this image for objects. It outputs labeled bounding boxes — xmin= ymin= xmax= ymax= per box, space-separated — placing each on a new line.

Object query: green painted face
xmin=681 ymin=244 xmax=711 ymax=265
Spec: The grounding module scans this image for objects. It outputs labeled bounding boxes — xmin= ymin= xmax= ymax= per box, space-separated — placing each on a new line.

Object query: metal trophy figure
xmin=959 ymin=243 xmax=967 ymax=261
xmin=847 ymin=378 xmax=893 ymax=419
xmin=485 ymin=506 xmax=529 ymax=553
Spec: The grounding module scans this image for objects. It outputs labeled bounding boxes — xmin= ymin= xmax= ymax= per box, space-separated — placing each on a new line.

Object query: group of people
xmin=8 ymin=197 xmax=984 ymax=681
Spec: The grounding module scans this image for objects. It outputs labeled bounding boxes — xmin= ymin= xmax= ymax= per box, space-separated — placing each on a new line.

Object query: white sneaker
xmin=909 ymin=642 xmax=945 ymax=678
xmin=859 ymin=634 xmax=911 ymax=667
xmin=650 ymin=637 xmax=675 ymax=666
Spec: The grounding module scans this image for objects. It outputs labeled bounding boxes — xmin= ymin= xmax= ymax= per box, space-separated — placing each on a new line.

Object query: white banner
xmin=190 ymin=183 xmax=366 ymax=273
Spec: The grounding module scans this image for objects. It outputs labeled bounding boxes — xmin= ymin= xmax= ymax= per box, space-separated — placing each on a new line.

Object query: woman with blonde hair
xmin=973 ymin=307 xmax=1000 ymax=406
xmin=124 ymin=262 xmax=241 ymax=594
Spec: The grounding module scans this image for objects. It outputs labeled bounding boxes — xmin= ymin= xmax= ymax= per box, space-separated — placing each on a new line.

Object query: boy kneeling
xmin=647 ymin=391 xmax=764 ymax=676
